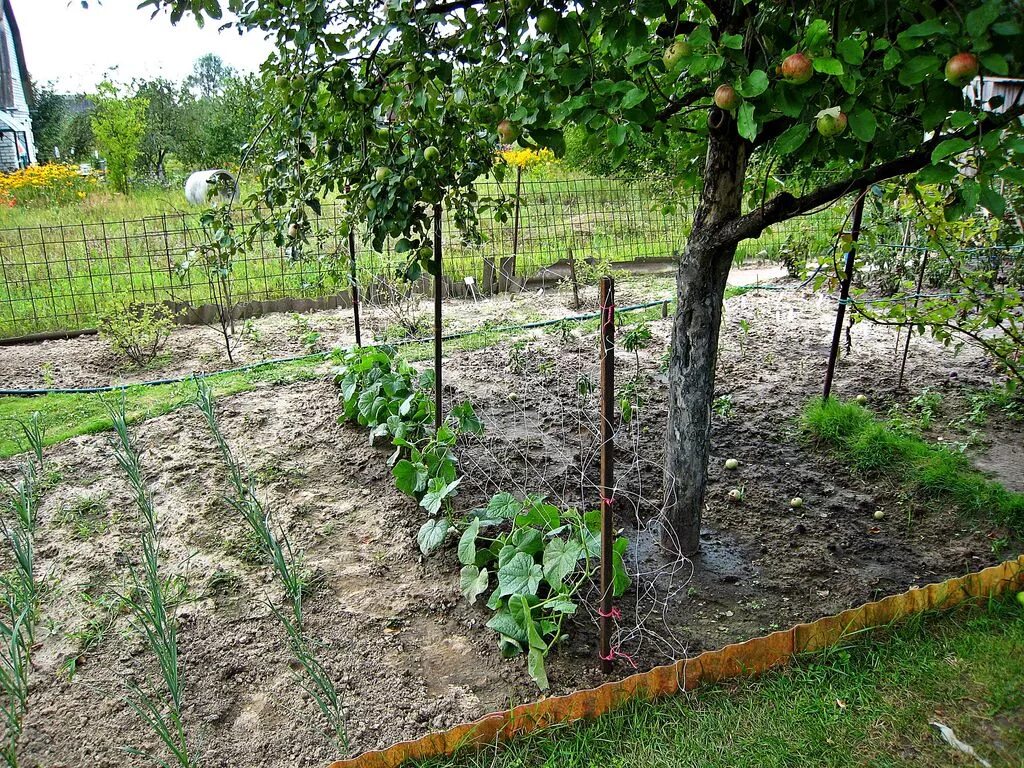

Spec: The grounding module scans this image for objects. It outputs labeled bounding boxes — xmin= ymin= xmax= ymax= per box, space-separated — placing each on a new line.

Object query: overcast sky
xmin=10 ymin=0 xmax=274 ymax=92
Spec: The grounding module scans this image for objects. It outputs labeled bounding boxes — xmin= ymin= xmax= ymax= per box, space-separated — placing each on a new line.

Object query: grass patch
xmin=415 ymin=597 xmax=1024 ymax=768
xmin=0 ymin=358 xmax=323 ymax=458
xmin=802 ymin=397 xmax=1024 ymax=535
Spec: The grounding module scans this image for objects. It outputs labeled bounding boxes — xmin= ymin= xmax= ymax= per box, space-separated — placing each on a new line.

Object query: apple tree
xmin=143 ymin=0 xmax=1023 ymax=553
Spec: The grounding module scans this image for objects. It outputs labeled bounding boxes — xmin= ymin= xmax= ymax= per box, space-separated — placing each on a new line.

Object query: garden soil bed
xmin=4 ymin=280 xmax=1022 ymax=767
xmin=0 ymin=268 xmax=784 ymax=392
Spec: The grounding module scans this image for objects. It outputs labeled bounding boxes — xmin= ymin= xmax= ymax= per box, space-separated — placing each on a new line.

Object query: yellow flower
xmin=498 ymin=147 xmax=555 ymax=169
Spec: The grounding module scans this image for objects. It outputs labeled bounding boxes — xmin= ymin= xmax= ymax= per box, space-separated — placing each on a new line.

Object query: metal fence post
xmin=433 ymin=203 xmax=443 ymax=430
xmin=349 ymin=226 xmax=361 ymax=347
xmin=823 ymin=189 xmax=866 ymax=400
xmin=598 ymin=275 xmax=615 ymax=673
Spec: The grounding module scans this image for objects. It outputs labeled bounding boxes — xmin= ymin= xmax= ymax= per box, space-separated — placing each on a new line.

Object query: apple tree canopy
xmin=139 ymin=0 xmax=1022 ymax=264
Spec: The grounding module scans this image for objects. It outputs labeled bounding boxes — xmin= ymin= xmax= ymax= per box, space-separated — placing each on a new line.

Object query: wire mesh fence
xmin=0 ymin=175 xmax=847 ymax=340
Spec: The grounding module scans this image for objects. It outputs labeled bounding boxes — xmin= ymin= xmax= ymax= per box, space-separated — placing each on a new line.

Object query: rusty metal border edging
xmin=328 ymin=555 xmax=1024 ymax=768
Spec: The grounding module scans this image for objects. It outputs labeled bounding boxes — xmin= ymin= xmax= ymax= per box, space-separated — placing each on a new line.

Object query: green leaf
xmin=612 ymin=537 xmax=631 ymax=597
xmin=980 ymin=52 xmax=1009 ymax=76
xmin=449 ymin=400 xmax=483 ymax=434
xmin=486 ymin=492 xmax=523 ymax=520
xmin=420 ymin=477 xmax=461 ymax=516
xmin=836 ymin=37 xmax=864 ymax=65
xmin=803 ymin=19 xmax=831 ymax=51
xmin=608 ymin=123 xmax=628 ymax=147
xmin=848 ymin=108 xmax=877 ymax=142
xmin=417 ymin=517 xmax=449 ymax=555
xmin=737 ymin=70 xmax=768 ymax=98
xmin=979 ymin=185 xmax=1005 ymax=218
xmin=720 ymin=33 xmax=744 ymax=50
xmin=930 ymin=138 xmax=973 ymax=164
xmin=620 ymin=87 xmax=647 ymax=110
xmin=486 ymin=608 xmax=527 ymax=645
xmin=515 ymin=500 xmax=560 ymax=531
xmin=917 ymin=162 xmax=958 ymax=185
xmin=736 ymin=102 xmax=757 ymax=141
xmin=898 ymin=55 xmax=940 ymax=86
xmin=883 ymin=47 xmax=902 ymax=71
xmin=773 ymin=122 xmax=809 ymax=155
xmin=812 ymin=57 xmax=844 ymax=76
xmin=497 ymin=552 xmax=543 ymax=597
xmin=515 ymin=595 xmax=546 ymax=650
xmin=510 ymin=526 xmax=544 ymax=556
xmin=901 ymin=18 xmax=946 ymax=47
xmin=688 ymin=24 xmax=712 ymax=48
xmin=393 ymin=459 xmax=427 ymax=496
xmin=966 ymin=2 xmax=1002 ymax=39
xmin=458 ymin=518 xmax=481 ymax=565
xmin=459 ymin=565 xmax=489 ymax=603
xmin=542 ymin=538 xmax=582 ymax=588
xmin=527 ymin=647 xmax=549 ymax=690
xmin=547 ymin=595 xmax=577 ymax=615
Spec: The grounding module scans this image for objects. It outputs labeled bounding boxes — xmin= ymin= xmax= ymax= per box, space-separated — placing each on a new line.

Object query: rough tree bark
xmin=662 ymin=109 xmax=747 ymax=554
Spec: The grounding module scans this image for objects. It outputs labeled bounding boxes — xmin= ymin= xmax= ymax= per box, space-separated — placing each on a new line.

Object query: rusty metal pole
xmin=823 ymin=189 xmax=867 ymax=400
xmin=598 ymin=275 xmax=615 ymax=674
xmin=433 ymin=203 xmax=443 ymax=431
xmin=348 ymin=226 xmax=361 ymax=347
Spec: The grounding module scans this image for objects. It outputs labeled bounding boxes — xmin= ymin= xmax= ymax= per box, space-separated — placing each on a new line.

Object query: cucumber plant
xmin=334 ymin=346 xmax=633 ymax=689
xmin=447 ymin=493 xmax=631 ymax=690
xmin=334 ymin=347 xmax=483 ymax=554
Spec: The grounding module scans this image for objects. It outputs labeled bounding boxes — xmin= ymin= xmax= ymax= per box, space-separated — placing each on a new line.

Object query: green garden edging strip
xmin=326 ymin=555 xmax=1024 ymax=768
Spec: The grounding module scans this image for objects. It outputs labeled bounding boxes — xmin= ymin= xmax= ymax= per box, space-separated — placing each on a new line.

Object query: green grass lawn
xmin=415 ymin=597 xmax=1024 ymax=768
xmin=0 ymin=357 xmax=324 ymax=458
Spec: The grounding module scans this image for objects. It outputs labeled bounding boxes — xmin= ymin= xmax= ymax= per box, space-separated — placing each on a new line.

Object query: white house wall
xmin=0 ymin=5 xmax=33 ymax=170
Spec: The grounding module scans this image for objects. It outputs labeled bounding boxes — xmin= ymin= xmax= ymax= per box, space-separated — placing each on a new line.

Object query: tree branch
xmin=715 ymin=104 xmax=1024 ymax=247
xmin=654 ymin=87 xmax=708 ymax=123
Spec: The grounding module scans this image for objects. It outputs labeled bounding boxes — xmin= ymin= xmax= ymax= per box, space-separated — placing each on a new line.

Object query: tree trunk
xmin=662 ymin=110 xmax=747 ymax=554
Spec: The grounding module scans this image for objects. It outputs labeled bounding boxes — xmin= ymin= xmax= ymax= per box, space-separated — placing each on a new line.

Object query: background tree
xmin=28 ymin=85 xmax=69 ymax=163
xmin=188 ymin=74 xmax=261 ymax=168
xmin=144 ymin=0 xmax=1023 ymax=554
xmin=185 ymin=53 xmax=233 ymax=99
xmin=135 ymin=77 xmax=195 ymax=180
xmin=91 ymin=81 xmax=149 ymax=194
xmin=60 ymin=105 xmax=96 ymax=161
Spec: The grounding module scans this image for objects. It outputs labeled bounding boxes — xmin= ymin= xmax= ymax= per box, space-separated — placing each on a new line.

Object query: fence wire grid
xmin=0 ymin=175 xmax=845 ymax=340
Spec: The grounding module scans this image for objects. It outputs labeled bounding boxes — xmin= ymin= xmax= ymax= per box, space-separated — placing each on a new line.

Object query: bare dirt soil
xmin=3 ymin=275 xmax=1022 ymax=767
xmin=0 ymin=267 xmax=784 ymax=391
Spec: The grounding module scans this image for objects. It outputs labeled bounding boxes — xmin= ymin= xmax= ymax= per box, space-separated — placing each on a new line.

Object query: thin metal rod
xmin=348 ymin=227 xmax=361 ymax=347
xmin=898 ymin=250 xmax=930 ymax=389
xmin=598 ymin=275 xmax=615 ymax=674
xmin=823 ymin=189 xmax=867 ymax=400
xmin=433 ymin=203 xmax=443 ymax=431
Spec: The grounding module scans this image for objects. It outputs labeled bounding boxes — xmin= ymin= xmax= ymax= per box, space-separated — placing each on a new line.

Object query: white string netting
xmin=438 ymin=294 xmax=696 ymax=671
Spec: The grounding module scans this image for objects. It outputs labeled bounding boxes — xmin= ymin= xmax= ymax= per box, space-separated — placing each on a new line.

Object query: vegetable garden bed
xmin=3 ymin=283 xmax=1022 ymax=767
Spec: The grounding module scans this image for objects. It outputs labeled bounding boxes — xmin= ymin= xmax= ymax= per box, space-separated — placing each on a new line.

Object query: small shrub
xmin=99 ymin=303 xmax=174 ymax=367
